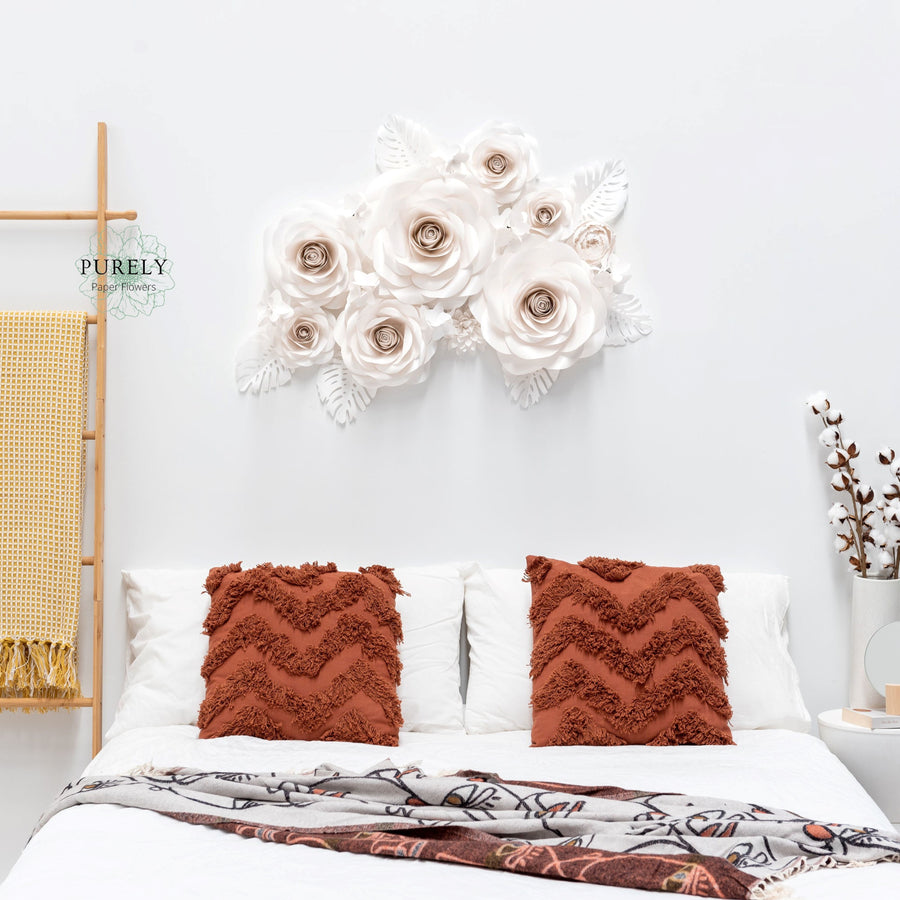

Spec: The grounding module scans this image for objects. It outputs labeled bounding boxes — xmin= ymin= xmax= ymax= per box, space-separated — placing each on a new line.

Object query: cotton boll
xmin=828 ymin=503 xmax=850 ymax=524
xmin=832 ymin=471 xmax=851 ymax=490
xmin=826 ymin=448 xmax=849 ymax=468
xmin=806 ymin=391 xmax=830 ymax=414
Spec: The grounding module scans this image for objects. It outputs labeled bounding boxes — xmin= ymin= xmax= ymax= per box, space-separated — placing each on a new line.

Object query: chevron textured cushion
xmin=527 ymin=555 xmax=733 ymax=747
xmin=198 ymin=562 xmax=404 ymax=744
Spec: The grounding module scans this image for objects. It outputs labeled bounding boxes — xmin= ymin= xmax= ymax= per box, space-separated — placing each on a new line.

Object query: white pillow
xmin=719 ymin=573 xmax=810 ymax=731
xmin=461 ymin=564 xmax=533 ymax=733
xmin=108 ymin=564 xmax=465 ymax=741
xmin=461 ymin=564 xmax=811 ymax=735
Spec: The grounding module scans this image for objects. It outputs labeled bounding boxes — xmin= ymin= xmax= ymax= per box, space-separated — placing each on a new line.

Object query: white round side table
xmin=818 ymin=709 xmax=900 ymax=826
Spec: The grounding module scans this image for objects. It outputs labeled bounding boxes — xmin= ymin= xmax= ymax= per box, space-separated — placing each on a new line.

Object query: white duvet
xmin=3 ymin=726 xmax=899 ymax=899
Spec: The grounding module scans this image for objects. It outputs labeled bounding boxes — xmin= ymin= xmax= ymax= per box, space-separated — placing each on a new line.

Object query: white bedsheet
xmin=3 ymin=727 xmax=899 ymax=899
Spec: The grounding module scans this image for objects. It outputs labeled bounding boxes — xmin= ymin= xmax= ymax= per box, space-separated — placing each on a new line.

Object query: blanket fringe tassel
xmin=0 ymin=639 xmax=81 ymax=709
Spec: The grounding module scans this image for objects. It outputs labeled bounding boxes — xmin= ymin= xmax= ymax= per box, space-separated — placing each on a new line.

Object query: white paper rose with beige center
xmin=360 ymin=169 xmax=496 ymax=308
xmin=472 ymin=236 xmax=607 ymax=375
xmin=236 ymin=115 xmax=651 ymax=422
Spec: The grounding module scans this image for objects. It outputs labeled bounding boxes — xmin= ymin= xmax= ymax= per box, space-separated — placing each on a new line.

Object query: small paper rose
xmin=360 ymin=168 xmax=497 ymax=309
xmin=265 ymin=203 xmax=359 ymax=310
xmin=276 ymin=305 xmax=336 ymax=369
xmin=508 ymin=184 xmax=574 ymax=240
xmin=470 ymin=235 xmax=607 ymax=376
xmin=335 ymin=288 xmax=450 ymax=390
xmin=462 ymin=123 xmax=538 ymax=207
xmin=567 ymin=221 xmax=616 ymax=268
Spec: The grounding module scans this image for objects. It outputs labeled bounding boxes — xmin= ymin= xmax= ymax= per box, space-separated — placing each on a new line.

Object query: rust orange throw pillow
xmin=527 ymin=555 xmax=733 ymax=747
xmin=198 ymin=562 xmax=405 ymax=745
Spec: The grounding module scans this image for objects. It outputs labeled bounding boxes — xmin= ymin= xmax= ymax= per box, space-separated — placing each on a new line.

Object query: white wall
xmin=1 ymin=0 xmax=899 ymax=880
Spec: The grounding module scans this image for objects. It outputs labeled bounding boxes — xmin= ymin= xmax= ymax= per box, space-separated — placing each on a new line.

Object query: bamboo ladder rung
xmin=0 ymin=211 xmax=136 ymax=221
xmin=0 ymin=697 xmax=94 ymax=709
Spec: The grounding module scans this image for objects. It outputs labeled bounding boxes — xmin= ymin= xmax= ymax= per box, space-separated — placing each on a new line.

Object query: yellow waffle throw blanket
xmin=0 ymin=311 xmax=88 ymax=701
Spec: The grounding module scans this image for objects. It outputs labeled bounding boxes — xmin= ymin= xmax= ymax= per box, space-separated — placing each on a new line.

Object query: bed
xmin=4 ymin=726 xmax=899 ymax=898
xmin=2 ymin=563 xmax=899 ymax=898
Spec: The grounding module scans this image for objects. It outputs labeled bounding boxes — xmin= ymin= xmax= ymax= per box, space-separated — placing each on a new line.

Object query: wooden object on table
xmin=886 ymin=684 xmax=900 ymax=716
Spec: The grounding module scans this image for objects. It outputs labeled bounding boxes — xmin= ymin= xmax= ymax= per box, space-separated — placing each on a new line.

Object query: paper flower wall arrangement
xmin=236 ymin=116 xmax=652 ymax=423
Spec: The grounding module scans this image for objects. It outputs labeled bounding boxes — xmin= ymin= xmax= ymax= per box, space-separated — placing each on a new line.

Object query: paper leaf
xmin=573 ymin=160 xmax=628 ymax=224
xmin=375 ymin=115 xmax=439 ymax=172
xmin=504 ymin=368 xmax=559 ymax=409
xmin=235 ymin=328 xmax=292 ymax=394
xmin=316 ymin=362 xmax=374 ymax=425
xmin=604 ymin=293 xmax=652 ymax=347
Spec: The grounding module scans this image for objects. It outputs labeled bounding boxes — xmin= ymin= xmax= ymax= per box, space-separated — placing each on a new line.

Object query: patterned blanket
xmin=38 ymin=763 xmax=900 ymax=898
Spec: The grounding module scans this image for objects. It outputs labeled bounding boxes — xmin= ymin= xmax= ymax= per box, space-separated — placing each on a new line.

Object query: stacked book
xmin=841 ymin=707 xmax=900 ymax=729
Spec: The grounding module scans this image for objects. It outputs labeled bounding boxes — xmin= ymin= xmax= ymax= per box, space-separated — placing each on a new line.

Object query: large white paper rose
xmin=360 ymin=168 xmax=497 ymax=310
xmin=335 ymin=288 xmax=450 ymax=389
xmin=470 ymin=235 xmax=607 ymax=376
xmin=264 ymin=202 xmax=359 ymax=310
xmin=463 ymin=123 xmax=538 ymax=207
xmin=509 ymin=183 xmax=575 ymax=240
xmin=276 ymin=304 xmax=336 ymax=369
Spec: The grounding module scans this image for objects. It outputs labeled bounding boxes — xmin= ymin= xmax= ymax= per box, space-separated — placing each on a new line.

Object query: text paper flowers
xmin=236 ymin=116 xmax=652 ymax=423
xmin=806 ymin=392 xmax=900 ymax=578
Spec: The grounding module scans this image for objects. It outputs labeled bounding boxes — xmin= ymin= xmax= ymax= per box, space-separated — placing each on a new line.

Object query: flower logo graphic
xmin=77 ymin=225 xmax=174 ymax=319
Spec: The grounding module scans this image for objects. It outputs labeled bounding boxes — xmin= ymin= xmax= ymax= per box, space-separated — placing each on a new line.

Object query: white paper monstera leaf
xmin=604 ymin=293 xmax=653 ymax=347
xmin=504 ymin=368 xmax=559 ymax=409
xmin=316 ymin=362 xmax=374 ymax=425
xmin=235 ymin=328 xmax=292 ymax=394
xmin=573 ymin=160 xmax=628 ymax=224
xmin=375 ymin=115 xmax=442 ymax=173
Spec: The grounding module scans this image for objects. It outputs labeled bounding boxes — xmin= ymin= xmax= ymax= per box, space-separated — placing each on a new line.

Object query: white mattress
xmin=3 ymin=726 xmax=899 ymax=899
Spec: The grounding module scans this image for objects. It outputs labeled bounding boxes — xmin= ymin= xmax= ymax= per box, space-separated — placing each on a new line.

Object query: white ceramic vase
xmin=849 ymin=575 xmax=900 ymax=708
